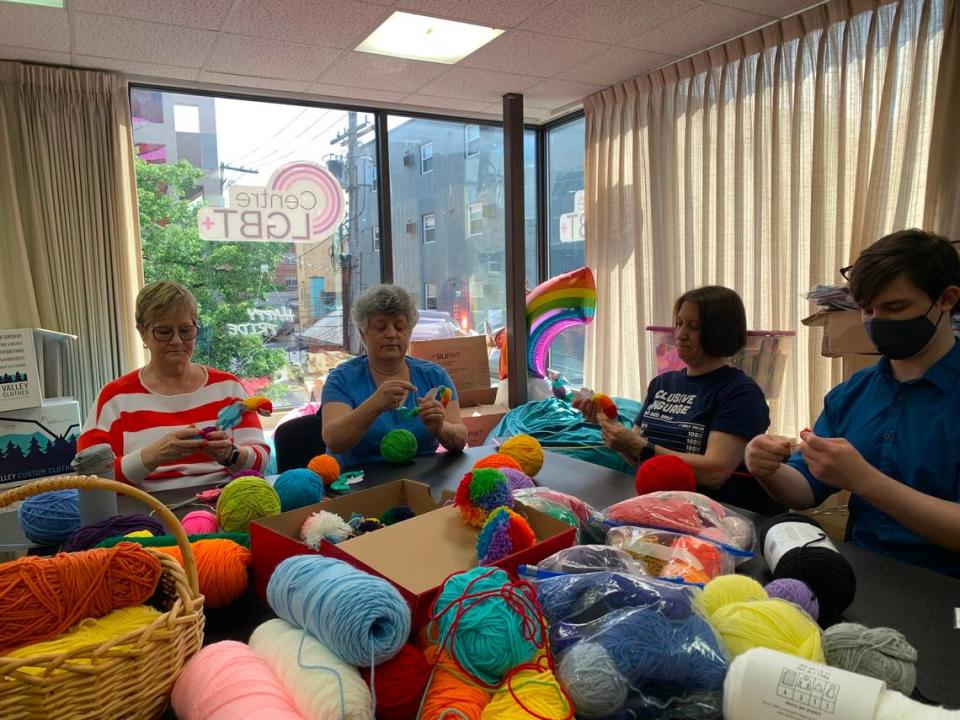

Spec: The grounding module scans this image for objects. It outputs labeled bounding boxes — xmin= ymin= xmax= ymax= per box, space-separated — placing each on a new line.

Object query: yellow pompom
xmin=498 ymin=434 xmax=544 ymax=477
xmin=709 ymin=598 xmax=824 ymax=661
xmin=699 ymin=574 xmax=768 ymax=618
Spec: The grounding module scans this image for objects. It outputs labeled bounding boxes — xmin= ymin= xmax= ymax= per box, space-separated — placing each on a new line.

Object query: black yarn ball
xmin=758 ymin=512 xmax=823 ymax=550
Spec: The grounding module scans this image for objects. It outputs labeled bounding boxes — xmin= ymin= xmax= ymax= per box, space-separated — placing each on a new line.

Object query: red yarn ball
xmin=360 ymin=643 xmax=431 ymax=720
xmin=635 ymin=455 xmax=696 ymax=495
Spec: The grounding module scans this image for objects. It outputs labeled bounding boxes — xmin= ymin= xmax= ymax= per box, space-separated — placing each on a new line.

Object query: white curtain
xmin=583 ymin=0 xmax=954 ymax=434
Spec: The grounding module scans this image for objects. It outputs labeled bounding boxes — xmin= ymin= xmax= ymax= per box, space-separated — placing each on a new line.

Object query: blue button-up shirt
xmin=787 ymin=338 xmax=960 ymax=576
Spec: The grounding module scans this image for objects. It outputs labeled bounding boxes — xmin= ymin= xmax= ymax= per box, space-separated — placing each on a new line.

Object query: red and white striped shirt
xmin=78 ymin=366 xmax=269 ymax=490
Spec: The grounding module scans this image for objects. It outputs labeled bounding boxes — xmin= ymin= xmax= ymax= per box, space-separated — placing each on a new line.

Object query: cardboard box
xmin=460 ymin=403 xmax=508 ymax=447
xmin=802 ymin=310 xmax=878 ymax=358
xmin=0 ymin=328 xmax=77 ymax=412
xmin=801 ymin=491 xmax=849 ymax=542
xmin=841 ymin=354 xmax=878 ymax=381
xmin=250 ymin=479 xmax=576 ymax=630
xmin=0 ymin=398 xmax=81 ymax=485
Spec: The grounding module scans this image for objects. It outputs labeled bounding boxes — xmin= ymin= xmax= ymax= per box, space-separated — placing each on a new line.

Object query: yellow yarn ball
xmin=709 ymin=598 xmax=825 ymax=662
xmin=216 ymin=476 xmax=281 ymax=533
xmin=124 ymin=530 xmax=154 ymax=539
xmin=481 ymin=664 xmax=572 ymax=719
xmin=699 ymin=574 xmax=768 ymax=618
xmin=499 ymin=434 xmax=544 ymax=477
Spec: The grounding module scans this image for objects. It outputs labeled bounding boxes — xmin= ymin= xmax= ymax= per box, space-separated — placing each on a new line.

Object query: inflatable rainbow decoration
xmin=526 ymin=266 xmax=597 ymax=378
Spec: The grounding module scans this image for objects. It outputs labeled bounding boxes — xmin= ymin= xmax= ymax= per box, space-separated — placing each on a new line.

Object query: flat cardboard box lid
xmin=409 ymin=335 xmax=490 ymax=391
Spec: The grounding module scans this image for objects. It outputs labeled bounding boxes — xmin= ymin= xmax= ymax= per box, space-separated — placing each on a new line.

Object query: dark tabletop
xmin=4 ymin=447 xmax=959 ymax=710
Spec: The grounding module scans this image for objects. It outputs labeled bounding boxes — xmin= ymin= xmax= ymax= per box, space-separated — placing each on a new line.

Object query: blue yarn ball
xmin=17 ymin=489 xmax=81 ymax=546
xmin=273 ymin=468 xmax=325 ymax=512
xmin=267 ymin=555 xmax=410 ymax=666
xmin=433 ymin=566 xmax=541 ymax=685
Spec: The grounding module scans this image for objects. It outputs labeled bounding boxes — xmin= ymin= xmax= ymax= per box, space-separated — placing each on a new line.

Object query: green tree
xmin=136 ymin=158 xmax=288 ymax=379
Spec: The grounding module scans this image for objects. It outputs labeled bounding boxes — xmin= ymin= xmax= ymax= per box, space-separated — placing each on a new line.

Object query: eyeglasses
xmin=841 ymin=239 xmax=960 ymax=280
xmin=151 ymin=324 xmax=199 ymax=342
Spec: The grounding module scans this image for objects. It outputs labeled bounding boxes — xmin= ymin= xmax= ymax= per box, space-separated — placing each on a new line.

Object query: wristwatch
xmin=638 ymin=439 xmax=657 ymax=462
xmin=218 ymin=444 xmax=241 ymax=467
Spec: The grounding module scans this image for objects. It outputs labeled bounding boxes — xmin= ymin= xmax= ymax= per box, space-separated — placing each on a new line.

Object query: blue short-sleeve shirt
xmin=786 ymin=339 xmax=960 ymax=575
xmin=321 ymin=355 xmax=458 ymax=468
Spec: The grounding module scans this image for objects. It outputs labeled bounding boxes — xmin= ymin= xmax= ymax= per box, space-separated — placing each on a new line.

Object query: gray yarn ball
xmin=822 ymin=622 xmax=918 ymax=695
xmin=557 ymin=641 xmax=630 ymax=719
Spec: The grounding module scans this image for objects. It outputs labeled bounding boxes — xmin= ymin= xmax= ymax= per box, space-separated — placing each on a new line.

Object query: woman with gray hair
xmin=321 ymin=284 xmax=467 ymax=466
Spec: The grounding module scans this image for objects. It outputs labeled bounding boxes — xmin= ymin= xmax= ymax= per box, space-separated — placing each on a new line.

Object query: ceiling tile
xmin=307 ymin=82 xmax=408 ymax=104
xmin=197 ymin=70 xmax=310 ymax=92
xmin=73 ymin=12 xmax=215 ymax=68
xmin=625 ymin=3 xmax=769 ymax=56
xmin=558 ymin=45 xmax=674 ymax=85
xmin=401 ymin=94 xmax=492 ymax=114
xmin=0 ymin=45 xmax=71 ymax=66
xmin=73 ymin=55 xmax=200 ymax=81
xmin=394 ymin=0 xmax=552 ymax=27
xmin=523 ymin=78 xmax=604 ymax=110
xmin=416 ymin=66 xmax=541 ymax=104
xmin=459 ymin=29 xmax=606 ymax=78
xmin=519 ymin=0 xmax=702 ymax=45
xmin=0 ymin=4 xmax=69 ymax=52
xmin=68 ymin=0 xmax=234 ymax=30
xmin=206 ymin=35 xmax=342 ymax=82
xmin=316 ymin=51 xmax=448 ymax=93
xmin=222 ymin=0 xmax=390 ymax=49
xmin=706 ymin=0 xmax=816 ymax=19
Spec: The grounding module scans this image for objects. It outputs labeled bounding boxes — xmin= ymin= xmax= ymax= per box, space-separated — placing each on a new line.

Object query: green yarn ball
xmin=216 ymin=476 xmax=281 ymax=532
xmin=380 ymin=428 xmax=418 ymax=463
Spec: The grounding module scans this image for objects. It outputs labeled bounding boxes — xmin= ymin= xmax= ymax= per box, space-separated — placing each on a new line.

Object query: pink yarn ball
xmin=181 ymin=510 xmax=219 ymax=535
xmin=172 ymin=641 xmax=305 ymax=720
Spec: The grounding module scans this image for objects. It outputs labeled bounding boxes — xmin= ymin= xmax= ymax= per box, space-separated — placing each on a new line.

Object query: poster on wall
xmin=197 ymin=161 xmax=346 ymax=243
xmin=0 ymin=329 xmax=42 ymax=412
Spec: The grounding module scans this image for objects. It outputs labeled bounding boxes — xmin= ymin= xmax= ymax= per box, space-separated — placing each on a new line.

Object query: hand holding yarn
xmin=799 ymin=431 xmax=873 ymax=493
xmin=142 ymin=427 xmax=206 ymax=469
xmin=215 ymin=396 xmax=273 ymax=432
xmin=416 ymin=390 xmax=447 ymax=435
xmin=373 ymin=378 xmax=417 ymax=414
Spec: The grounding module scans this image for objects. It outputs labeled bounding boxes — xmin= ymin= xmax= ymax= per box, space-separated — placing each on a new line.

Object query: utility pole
xmin=219 ymin=162 xmax=257 ymax=194
xmin=342 ymin=112 xmax=358 ymax=353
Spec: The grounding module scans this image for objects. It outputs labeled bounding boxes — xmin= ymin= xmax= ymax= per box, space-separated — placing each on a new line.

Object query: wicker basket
xmin=0 ymin=475 xmax=205 ymax=720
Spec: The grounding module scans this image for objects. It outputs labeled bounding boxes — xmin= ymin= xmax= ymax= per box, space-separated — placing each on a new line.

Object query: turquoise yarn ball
xmin=273 ymin=468 xmax=325 ymax=512
xmin=433 ymin=566 xmax=541 ymax=685
xmin=17 ymin=489 xmax=81 ymax=546
xmin=380 ymin=429 xmax=418 ymax=463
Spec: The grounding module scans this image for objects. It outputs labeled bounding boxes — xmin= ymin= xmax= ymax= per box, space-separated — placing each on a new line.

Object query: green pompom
xmin=380 ymin=428 xmax=418 ymax=463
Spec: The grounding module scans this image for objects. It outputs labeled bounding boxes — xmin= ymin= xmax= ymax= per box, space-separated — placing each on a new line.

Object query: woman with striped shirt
xmin=77 ymin=281 xmax=269 ymax=490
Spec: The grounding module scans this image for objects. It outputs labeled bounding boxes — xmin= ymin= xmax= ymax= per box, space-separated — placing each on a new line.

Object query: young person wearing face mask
xmin=746 ymin=229 xmax=960 ymax=575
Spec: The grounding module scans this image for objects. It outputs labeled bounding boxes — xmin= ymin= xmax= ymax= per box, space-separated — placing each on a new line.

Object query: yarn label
xmin=764 ymin=522 xmax=838 ymax=570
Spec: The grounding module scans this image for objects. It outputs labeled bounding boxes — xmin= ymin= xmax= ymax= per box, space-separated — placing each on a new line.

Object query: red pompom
xmin=635 ymin=455 xmax=696 ymax=495
xmin=360 ymin=643 xmax=431 ymax=720
xmin=592 ymin=393 xmax=619 ymax=419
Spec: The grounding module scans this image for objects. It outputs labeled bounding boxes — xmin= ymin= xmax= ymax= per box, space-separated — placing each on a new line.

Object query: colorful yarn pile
xmin=822 ymin=622 xmax=918 ymax=695
xmin=498 ymin=434 xmax=545 ymax=477
xmin=473 ymin=453 xmax=523 ymax=472
xmin=63 ymin=513 xmax=165 ymax=551
xmin=300 ymin=510 xmax=353 ymax=549
xmin=476 ymin=506 xmax=535 ymax=565
xmin=96 ymin=531 xmax=249 ymax=549
xmin=216 ymin=476 xmax=281 ymax=532
xmin=17 ymin=489 xmax=81 ymax=546
xmin=482 ymin=658 xmax=573 ymax=719
xmin=0 ymin=542 xmax=162 ymax=652
xmin=380 ymin=428 xmax=418 ymax=463
xmin=273 ymin=468 xmax=325 ymax=512
xmin=306 ymin=454 xmax=341 ymax=486
xmin=635 ymin=455 xmax=696 ymax=495
xmin=359 ymin=643 xmax=431 ymax=720
xmin=454 ymin=468 xmax=513 ymax=527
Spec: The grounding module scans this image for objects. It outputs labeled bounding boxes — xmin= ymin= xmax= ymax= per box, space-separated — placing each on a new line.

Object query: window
xmin=420 ymin=142 xmax=433 ymax=174
xmin=488 ymin=253 xmax=503 ymax=274
xmin=468 ymin=202 xmax=483 ymax=236
xmin=465 ymin=124 xmax=481 ymax=157
xmin=422 ymin=213 xmax=436 ymax=243
xmin=373 ymin=226 xmax=380 ymax=252
xmin=424 ymin=283 xmax=438 ymax=310
xmin=130 ymin=87 xmax=380 ymax=408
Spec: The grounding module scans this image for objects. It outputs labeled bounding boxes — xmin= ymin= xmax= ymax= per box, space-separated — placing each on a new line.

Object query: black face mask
xmin=864 ymin=300 xmax=943 ymax=360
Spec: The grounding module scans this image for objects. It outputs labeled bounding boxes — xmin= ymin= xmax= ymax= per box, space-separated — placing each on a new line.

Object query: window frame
xmin=422 ymin=212 xmax=436 ymax=244
xmin=420 ymin=141 xmax=434 ymax=174
xmin=468 ymin=201 xmax=483 ymax=236
xmin=465 ymin=124 xmax=481 ymax=157
xmin=424 ymin=282 xmax=438 ymax=310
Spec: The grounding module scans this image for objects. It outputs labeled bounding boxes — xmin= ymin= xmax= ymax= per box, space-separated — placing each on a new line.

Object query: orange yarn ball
xmin=0 ymin=542 xmax=162 ymax=653
xmin=473 ymin=454 xmax=522 ymax=472
xmin=420 ymin=647 xmax=491 ymax=720
xmin=307 ymin=454 xmax=341 ymax=486
xmin=154 ymin=539 xmax=251 ymax=609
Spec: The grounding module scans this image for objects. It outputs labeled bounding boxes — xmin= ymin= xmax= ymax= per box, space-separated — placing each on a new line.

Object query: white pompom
xmin=300 ymin=510 xmax=353 ymax=549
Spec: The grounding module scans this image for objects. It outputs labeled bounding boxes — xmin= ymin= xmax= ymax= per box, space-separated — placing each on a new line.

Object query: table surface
xmin=5 ymin=447 xmax=959 ymax=710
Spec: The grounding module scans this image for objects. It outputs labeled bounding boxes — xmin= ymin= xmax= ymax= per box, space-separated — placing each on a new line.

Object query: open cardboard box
xmin=802 ymin=309 xmax=879 ymax=358
xmin=250 ymin=479 xmax=576 ymax=630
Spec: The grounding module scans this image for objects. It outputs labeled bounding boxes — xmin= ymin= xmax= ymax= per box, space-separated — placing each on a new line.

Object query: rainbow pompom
xmin=592 ymin=393 xmax=618 ymax=419
xmin=437 ymin=385 xmax=453 ymax=407
xmin=454 ymin=469 xmax=513 ymax=527
xmin=476 ymin=506 xmax=536 ymax=565
xmin=242 ymin=396 xmax=273 ymax=416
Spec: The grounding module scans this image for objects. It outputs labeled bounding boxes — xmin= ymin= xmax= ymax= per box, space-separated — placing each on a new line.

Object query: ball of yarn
xmin=181 ymin=509 xmax=219 ymax=535
xmin=476 ymin=506 xmax=535 ymax=565
xmin=250 ymin=619 xmax=372 ymax=720
xmin=775 ymin=546 xmax=856 ymax=628
xmin=267 ymin=555 xmax=411 ymax=666
xmin=379 ymin=505 xmax=415 ymax=526
xmin=154 ymin=538 xmax=251 ymax=609
xmin=822 ymin=622 xmax=918 ymax=695
xmin=635 ymin=455 xmax=696 ymax=495
xmin=539 ymin=545 xmax=637 ymax=575
xmin=351 ymin=515 xmax=384 ymax=534
xmin=300 ymin=510 xmax=353 ymax=549
xmin=229 ymin=469 xmax=264 ymax=480
xmin=360 ymin=643 xmax=430 ymax=720
xmin=454 ymin=469 xmax=513 ymax=527
xmin=498 ymin=435 xmax=544 ymax=477
xmin=0 ymin=542 xmax=162 ymax=653
xmin=172 ymin=640 xmax=305 ymax=720
xmin=380 ymin=428 xmax=418 ymax=463
xmin=708 ymin=598 xmax=825 ymax=661
xmin=558 ymin=641 xmax=630 ymax=718
xmin=420 ymin=648 xmax=491 ymax=719
xmin=765 ymin=578 xmax=820 ymax=621
xmin=273 ymin=468 xmax=325 ymax=512
xmin=431 ymin=566 xmax=541 ymax=685
xmin=592 ymin=393 xmax=618 ymax=419
xmin=17 ymin=489 xmax=81 ymax=546
xmin=499 ymin=467 xmax=536 ymax=491
xmin=473 ymin=453 xmax=523 ymax=473
xmin=63 ymin=512 xmax=165 ymax=552
xmin=307 ymin=454 xmax=341 ymax=486
xmin=700 ymin=575 xmax=768 ymax=618
xmin=216 ymin=476 xmax=281 ymax=532
xmin=481 ymin=663 xmax=573 ymax=719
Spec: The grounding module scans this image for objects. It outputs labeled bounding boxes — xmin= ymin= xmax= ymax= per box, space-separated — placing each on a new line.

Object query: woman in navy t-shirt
xmin=577 ymin=286 xmax=782 ymax=515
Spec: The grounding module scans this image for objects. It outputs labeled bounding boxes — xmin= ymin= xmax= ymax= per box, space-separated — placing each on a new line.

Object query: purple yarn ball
xmin=499 ymin=467 xmax=536 ymax=491
xmin=63 ymin=513 xmax=166 ymax=552
xmin=765 ymin=578 xmax=820 ymax=621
